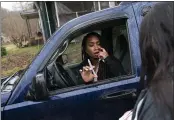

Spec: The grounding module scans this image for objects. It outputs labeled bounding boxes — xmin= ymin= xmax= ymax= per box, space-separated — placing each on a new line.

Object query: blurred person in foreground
xmin=119 ymin=2 xmax=173 ymax=120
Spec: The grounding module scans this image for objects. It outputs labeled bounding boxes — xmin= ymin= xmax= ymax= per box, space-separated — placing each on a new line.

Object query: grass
xmin=1 ymin=57 xmax=7 ymax=63
xmin=1 ymin=67 xmax=21 ymax=77
xmin=1 ymin=42 xmax=81 ymax=77
xmin=4 ymin=44 xmax=43 ymax=55
xmin=3 ymin=44 xmax=17 ymax=51
xmin=1 ymin=44 xmax=43 ymax=77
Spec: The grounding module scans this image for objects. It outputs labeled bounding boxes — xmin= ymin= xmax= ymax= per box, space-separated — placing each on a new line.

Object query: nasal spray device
xmin=88 ymin=59 xmax=98 ymax=82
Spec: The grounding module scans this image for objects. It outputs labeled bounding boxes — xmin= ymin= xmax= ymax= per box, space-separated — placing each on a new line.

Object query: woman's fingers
xmin=79 ymin=69 xmax=82 ymax=73
xmin=98 ymin=47 xmax=109 ymax=59
xmin=99 ymin=47 xmax=105 ymax=52
xmin=82 ymin=66 xmax=95 ymax=71
xmin=86 ymin=66 xmax=95 ymax=70
xmin=79 ymin=66 xmax=97 ymax=78
xmin=79 ymin=65 xmax=96 ymax=81
xmin=83 ymin=66 xmax=89 ymax=71
xmin=93 ymin=74 xmax=98 ymax=78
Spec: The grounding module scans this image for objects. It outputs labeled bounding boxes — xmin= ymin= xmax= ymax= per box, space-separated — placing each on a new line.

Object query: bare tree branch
xmin=2 ymin=2 xmax=38 ymax=47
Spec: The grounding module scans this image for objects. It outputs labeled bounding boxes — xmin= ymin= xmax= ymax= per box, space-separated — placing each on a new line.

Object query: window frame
xmin=46 ymin=17 xmax=136 ymax=96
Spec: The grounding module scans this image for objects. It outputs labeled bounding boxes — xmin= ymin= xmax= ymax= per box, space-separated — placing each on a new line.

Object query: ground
xmin=1 ymin=44 xmax=43 ymax=77
xmin=1 ymin=42 xmax=81 ymax=77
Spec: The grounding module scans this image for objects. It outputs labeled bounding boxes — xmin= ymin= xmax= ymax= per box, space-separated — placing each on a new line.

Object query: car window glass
xmin=63 ymin=35 xmax=83 ymax=66
xmin=63 ymin=31 xmax=101 ymax=67
xmin=46 ymin=18 xmax=133 ymax=92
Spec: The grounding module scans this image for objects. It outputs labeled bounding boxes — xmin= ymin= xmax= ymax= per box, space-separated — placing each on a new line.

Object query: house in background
xmin=21 ymin=2 xmax=121 ymax=43
xmin=20 ymin=9 xmax=39 ymax=38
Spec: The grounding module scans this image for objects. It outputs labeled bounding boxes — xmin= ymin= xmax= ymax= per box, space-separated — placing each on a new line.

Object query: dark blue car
xmin=1 ymin=2 xmax=157 ymax=120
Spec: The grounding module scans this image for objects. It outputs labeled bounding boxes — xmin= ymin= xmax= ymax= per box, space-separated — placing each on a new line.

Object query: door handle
xmin=101 ymin=89 xmax=137 ymax=100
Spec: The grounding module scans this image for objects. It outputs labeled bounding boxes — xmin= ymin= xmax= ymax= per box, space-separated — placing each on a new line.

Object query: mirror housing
xmin=26 ymin=73 xmax=49 ymax=101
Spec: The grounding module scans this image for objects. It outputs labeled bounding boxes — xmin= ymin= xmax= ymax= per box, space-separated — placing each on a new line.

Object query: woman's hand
xmin=79 ymin=66 xmax=98 ymax=83
xmin=98 ymin=47 xmax=109 ymax=60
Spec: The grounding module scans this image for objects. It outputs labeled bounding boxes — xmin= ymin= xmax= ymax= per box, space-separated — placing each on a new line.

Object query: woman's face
xmin=85 ymin=36 xmax=101 ymax=59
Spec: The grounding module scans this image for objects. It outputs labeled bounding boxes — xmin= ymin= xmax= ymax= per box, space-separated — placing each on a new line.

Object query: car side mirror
xmin=62 ymin=54 xmax=68 ymax=65
xmin=26 ymin=73 xmax=49 ymax=101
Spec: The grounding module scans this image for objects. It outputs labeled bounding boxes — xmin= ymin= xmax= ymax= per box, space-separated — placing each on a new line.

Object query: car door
xmin=132 ymin=2 xmax=157 ymax=30
xmin=2 ymin=4 xmax=140 ymax=120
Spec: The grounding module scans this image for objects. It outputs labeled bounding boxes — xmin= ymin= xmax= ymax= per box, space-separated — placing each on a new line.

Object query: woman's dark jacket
xmin=73 ymin=56 xmax=126 ymax=84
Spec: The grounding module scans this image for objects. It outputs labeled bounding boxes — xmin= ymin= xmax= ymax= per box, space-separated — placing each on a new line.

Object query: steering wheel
xmin=47 ymin=61 xmax=77 ymax=90
xmin=55 ymin=62 xmax=77 ymax=87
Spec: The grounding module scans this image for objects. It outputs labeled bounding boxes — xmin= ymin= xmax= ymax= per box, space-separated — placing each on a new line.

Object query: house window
xmin=100 ymin=2 xmax=109 ymax=10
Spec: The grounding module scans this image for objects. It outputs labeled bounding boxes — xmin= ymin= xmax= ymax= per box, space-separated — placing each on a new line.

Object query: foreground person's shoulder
xmin=132 ymin=89 xmax=172 ymax=120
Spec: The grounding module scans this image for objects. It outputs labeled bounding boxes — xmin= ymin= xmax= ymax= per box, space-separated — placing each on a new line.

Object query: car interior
xmin=45 ymin=18 xmax=133 ymax=91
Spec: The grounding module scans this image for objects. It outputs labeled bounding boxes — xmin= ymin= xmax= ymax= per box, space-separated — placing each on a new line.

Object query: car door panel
xmin=3 ymin=77 xmax=138 ymax=120
xmin=132 ymin=2 xmax=157 ymax=30
xmin=91 ymin=78 xmax=139 ymax=120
